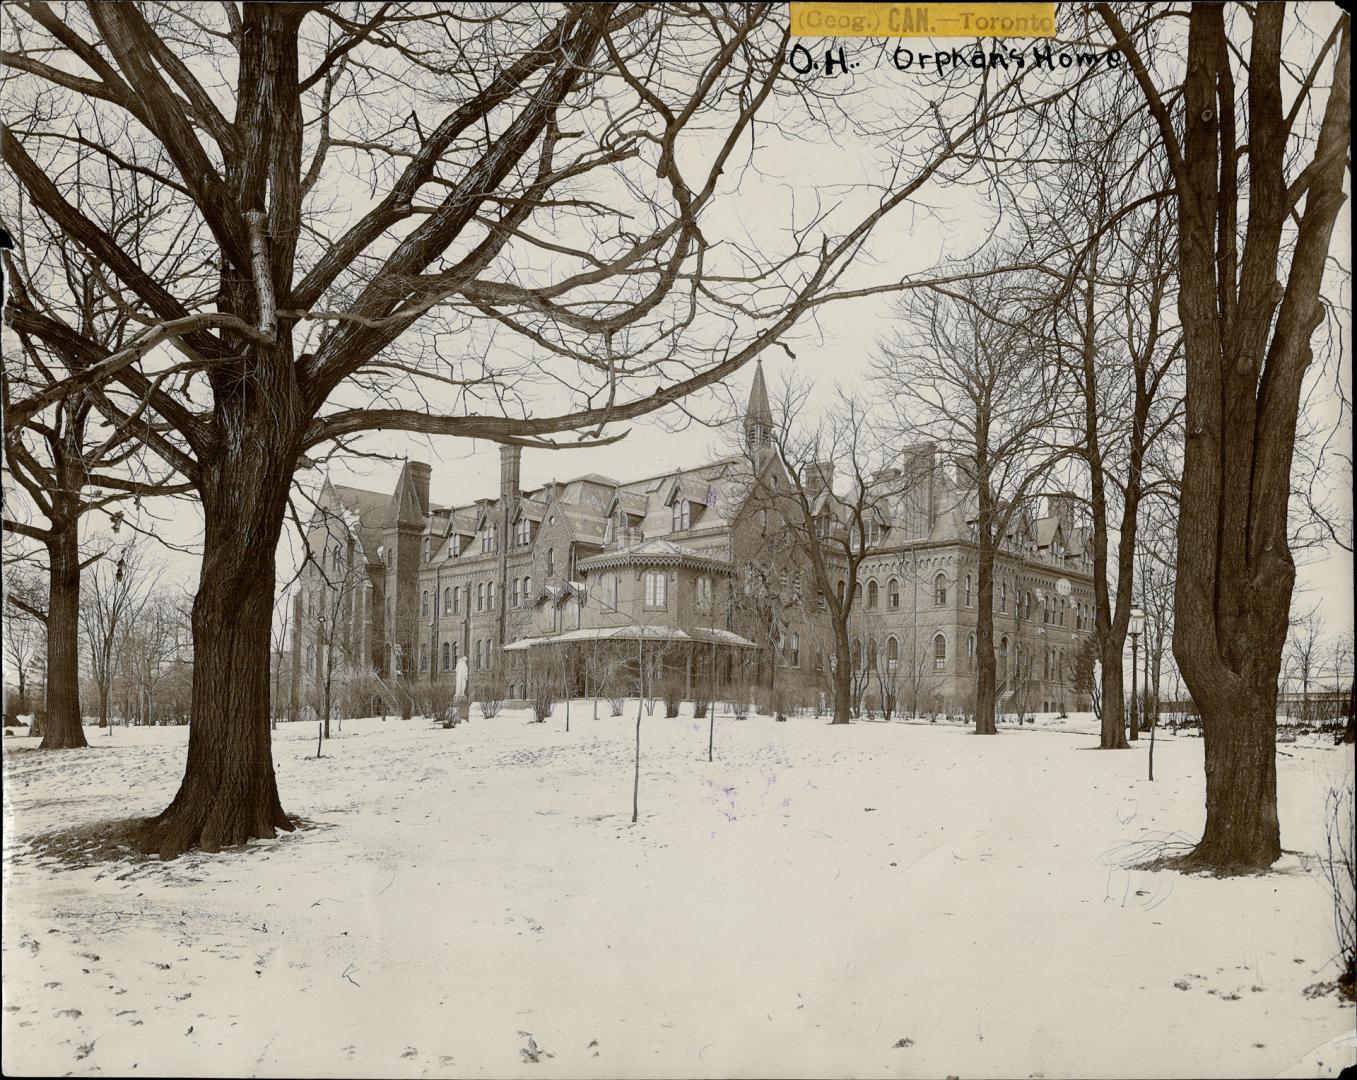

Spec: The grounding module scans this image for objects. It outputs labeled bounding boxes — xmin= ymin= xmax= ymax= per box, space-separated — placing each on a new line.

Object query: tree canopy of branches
xmin=879 ymin=272 xmax=1063 ymax=734
xmin=1016 ymin=80 xmax=1184 ymax=750
xmin=2 ymin=2 xmax=1051 ymax=855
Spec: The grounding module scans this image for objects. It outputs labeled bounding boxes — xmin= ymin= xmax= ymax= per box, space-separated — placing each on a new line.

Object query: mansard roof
xmin=1034 ymin=515 xmax=1064 ymax=549
xmin=327 ymin=483 xmax=389 ymax=565
xmin=608 ymin=489 xmax=649 ymax=518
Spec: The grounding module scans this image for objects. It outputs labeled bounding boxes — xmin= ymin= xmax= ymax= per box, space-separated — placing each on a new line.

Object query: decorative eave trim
xmin=578 ymin=548 xmax=733 ymax=575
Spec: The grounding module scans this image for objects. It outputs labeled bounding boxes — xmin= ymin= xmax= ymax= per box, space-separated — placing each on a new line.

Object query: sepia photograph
xmin=1 ymin=1 xmax=1352 ymax=1076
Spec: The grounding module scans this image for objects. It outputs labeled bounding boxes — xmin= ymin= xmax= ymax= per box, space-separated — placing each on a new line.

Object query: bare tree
xmin=2 ymin=566 xmax=44 ymax=717
xmin=879 ymin=273 xmax=1063 ymax=734
xmin=1024 ymin=95 xmax=1183 ymax=749
xmin=2 ymin=4 xmax=1049 ymax=854
xmin=733 ymin=380 xmax=900 ymax=725
xmin=1099 ymin=4 xmax=1351 ymax=870
xmin=1284 ymin=608 xmax=1326 ymax=726
xmin=1135 ymin=510 xmax=1176 ymax=734
xmin=80 ymin=540 xmax=156 ymax=728
xmin=115 ymin=592 xmax=189 ymax=727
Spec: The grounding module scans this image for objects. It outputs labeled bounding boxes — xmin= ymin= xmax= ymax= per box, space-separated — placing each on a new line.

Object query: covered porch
xmin=503 ymin=625 xmax=759 ymax=700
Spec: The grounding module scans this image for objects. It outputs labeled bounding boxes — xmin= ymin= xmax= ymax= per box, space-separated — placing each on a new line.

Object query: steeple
xmin=744 ymin=359 xmax=773 ymax=453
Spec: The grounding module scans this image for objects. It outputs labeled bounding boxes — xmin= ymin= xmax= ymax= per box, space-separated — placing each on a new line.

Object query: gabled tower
xmin=744 ymin=360 xmax=774 ymax=458
xmin=381 ymin=460 xmax=431 ymax=684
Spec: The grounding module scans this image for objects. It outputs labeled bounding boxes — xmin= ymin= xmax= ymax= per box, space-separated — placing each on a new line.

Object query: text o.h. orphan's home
xmin=290 ymin=372 xmax=1095 ymax=718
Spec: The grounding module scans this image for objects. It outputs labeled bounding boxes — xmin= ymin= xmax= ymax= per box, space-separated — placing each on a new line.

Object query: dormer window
xmin=515 ymin=517 xmax=531 ymax=546
xmin=423 ymin=537 xmax=431 ymax=563
xmin=672 ymin=500 xmax=691 ymax=532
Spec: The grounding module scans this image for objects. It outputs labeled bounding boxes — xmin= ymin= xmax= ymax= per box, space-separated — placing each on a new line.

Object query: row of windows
xmin=412 ymin=638 xmax=503 ymax=673
xmin=832 ymin=634 xmax=1071 ymax=678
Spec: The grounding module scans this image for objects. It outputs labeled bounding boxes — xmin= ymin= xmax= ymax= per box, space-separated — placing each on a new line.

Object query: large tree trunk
xmin=974 ymin=542 xmax=997 ymax=734
xmin=1178 ymin=682 xmax=1280 ymax=870
xmin=40 ymin=520 xmax=86 ymax=749
xmin=141 ymin=436 xmax=297 ymax=858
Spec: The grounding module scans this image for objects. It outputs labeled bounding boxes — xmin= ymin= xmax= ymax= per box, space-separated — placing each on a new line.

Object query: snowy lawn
xmin=2 ymin=707 xmax=1353 ymax=1078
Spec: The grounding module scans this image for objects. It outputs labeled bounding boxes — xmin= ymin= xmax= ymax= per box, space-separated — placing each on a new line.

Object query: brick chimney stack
xmin=499 ymin=444 xmax=522 ymax=501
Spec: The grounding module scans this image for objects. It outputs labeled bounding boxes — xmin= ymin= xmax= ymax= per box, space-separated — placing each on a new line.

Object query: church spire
xmin=744 ymin=359 xmax=773 ymax=453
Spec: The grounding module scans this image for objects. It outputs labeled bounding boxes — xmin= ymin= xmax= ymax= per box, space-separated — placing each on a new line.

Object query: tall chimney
xmin=499 ymin=444 xmax=522 ymax=501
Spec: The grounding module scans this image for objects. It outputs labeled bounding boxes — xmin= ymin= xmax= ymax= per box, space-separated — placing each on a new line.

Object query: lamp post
xmin=1128 ymin=606 xmax=1144 ymax=757
xmin=317 ymin=614 xmax=331 ymax=740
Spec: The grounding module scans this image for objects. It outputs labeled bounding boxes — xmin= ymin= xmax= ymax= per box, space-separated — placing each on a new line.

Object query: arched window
xmin=867 ymin=580 xmax=879 ymax=609
xmin=934 ymin=573 xmax=947 ymax=606
xmin=644 ymin=571 xmax=666 ymax=608
xmin=524 ymin=576 xmax=532 ymax=602
xmin=420 ymin=590 xmax=429 ymax=617
xmin=788 ymin=633 xmax=800 ymax=667
xmin=305 ymin=644 xmax=315 ymax=674
xmin=967 ymin=632 xmax=977 ymax=672
xmin=512 ymin=578 xmax=521 ymax=607
xmin=964 ymin=574 xmax=973 ymax=607
xmin=867 ymin=638 xmax=878 ymax=673
xmin=1000 ymin=583 xmax=1008 ymax=613
xmin=441 ymin=641 xmax=450 ymax=671
xmin=443 ymin=586 xmax=452 ymax=615
xmin=546 ymin=548 xmax=555 ymax=577
xmin=477 ymin=582 xmax=485 ymax=611
xmin=933 ymin=633 xmax=947 ymax=671
xmin=886 ymin=636 xmax=899 ymax=672
xmin=487 ymin=581 xmax=495 ymax=610
xmin=419 ymin=643 xmax=429 ymax=671
xmin=452 ymin=586 xmax=461 ymax=614
xmin=888 ymin=578 xmax=900 ymax=610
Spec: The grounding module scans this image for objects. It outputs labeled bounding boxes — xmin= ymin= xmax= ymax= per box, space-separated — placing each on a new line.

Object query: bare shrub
xmin=727 ymin=682 xmax=752 ymax=721
xmin=660 ymin=677 xmax=683 ymax=719
xmin=475 ymin=675 xmax=506 ymax=720
xmin=1321 ymin=780 xmax=1356 ymax=1001
xmin=530 ymin=678 xmax=555 ymax=724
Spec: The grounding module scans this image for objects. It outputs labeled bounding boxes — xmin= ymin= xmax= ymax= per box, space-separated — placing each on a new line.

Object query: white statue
xmin=454 ymin=655 xmax=469 ymax=700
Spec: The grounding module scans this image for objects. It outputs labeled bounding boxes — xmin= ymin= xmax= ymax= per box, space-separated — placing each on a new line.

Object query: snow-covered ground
xmin=3 ymin=707 xmax=1353 ymax=1078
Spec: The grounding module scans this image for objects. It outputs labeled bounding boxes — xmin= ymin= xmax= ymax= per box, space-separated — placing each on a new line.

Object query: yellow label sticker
xmin=789 ymin=3 xmax=1056 ymax=38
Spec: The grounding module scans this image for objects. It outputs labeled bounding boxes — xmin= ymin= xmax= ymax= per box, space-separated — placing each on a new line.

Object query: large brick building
xmin=290 ymin=366 xmax=1095 ymax=718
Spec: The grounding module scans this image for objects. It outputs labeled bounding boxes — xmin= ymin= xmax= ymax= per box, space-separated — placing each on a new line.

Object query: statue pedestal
xmin=443 ymin=695 xmax=468 ymax=729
